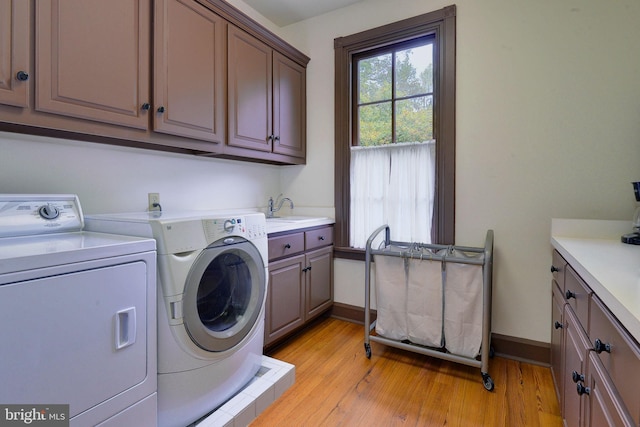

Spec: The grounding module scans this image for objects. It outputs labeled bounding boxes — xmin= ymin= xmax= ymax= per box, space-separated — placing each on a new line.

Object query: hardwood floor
xmin=252 ymin=317 xmax=562 ymax=426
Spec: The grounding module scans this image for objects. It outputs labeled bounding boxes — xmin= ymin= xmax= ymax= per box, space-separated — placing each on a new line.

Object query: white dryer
xmin=0 ymin=194 xmax=157 ymax=427
xmin=85 ymin=211 xmax=268 ymax=427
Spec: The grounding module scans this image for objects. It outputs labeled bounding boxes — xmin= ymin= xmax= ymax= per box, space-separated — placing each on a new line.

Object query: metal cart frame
xmin=364 ymin=225 xmax=495 ymax=391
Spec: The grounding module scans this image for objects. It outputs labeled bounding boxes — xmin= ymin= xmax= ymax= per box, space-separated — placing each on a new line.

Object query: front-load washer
xmin=85 ymin=211 xmax=268 ymax=427
xmin=0 ymin=194 xmax=157 ymax=427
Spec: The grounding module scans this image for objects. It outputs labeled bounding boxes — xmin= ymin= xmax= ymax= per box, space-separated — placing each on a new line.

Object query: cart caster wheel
xmin=482 ymin=373 xmax=494 ymax=391
xmin=364 ymin=343 xmax=372 ymax=359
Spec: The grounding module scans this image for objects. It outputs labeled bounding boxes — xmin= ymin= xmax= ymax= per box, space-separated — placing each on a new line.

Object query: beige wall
xmin=1 ymin=0 xmax=639 ymax=344
xmin=271 ymin=0 xmax=640 ymax=343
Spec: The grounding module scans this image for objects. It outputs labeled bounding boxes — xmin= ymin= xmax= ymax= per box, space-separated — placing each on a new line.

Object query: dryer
xmin=85 ymin=211 xmax=268 ymax=427
xmin=0 ymin=194 xmax=157 ymax=427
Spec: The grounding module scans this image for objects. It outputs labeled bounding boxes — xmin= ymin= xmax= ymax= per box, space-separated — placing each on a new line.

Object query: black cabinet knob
xmin=319 ymin=236 xmax=325 ymax=241
xmin=550 ymin=265 xmax=559 ymax=273
xmin=565 ymin=290 xmax=576 ymax=300
xmin=576 ymin=382 xmax=590 ymax=396
xmin=16 ymin=71 xmax=29 ymax=81
xmin=302 ymin=266 xmax=312 ymax=272
xmin=554 ymin=321 xmax=563 ymax=330
xmin=284 ymin=243 xmax=291 ymax=249
xmin=594 ymin=338 xmax=611 ymax=354
xmin=157 ymin=106 xmax=165 ymax=113
xmin=572 ymin=371 xmax=584 ymax=383
xmin=141 ymin=103 xmax=151 ymax=111
xmin=274 ymin=136 xmax=280 ymax=141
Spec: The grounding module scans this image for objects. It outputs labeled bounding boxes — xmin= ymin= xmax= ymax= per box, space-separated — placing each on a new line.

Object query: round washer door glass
xmin=183 ymin=238 xmax=266 ymax=352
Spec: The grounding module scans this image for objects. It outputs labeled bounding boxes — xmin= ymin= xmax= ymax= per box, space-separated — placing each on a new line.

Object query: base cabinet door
xmin=35 ymin=0 xmax=151 ymax=129
xmin=586 ymin=352 xmax=635 ymax=427
xmin=305 ymin=246 xmax=333 ymax=320
xmin=265 ymin=254 xmax=305 ymax=345
xmin=564 ymin=307 xmax=590 ymax=427
xmin=551 ymin=283 xmax=565 ymax=405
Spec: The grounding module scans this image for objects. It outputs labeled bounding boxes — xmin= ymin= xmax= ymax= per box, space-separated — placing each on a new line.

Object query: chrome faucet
xmin=268 ymin=194 xmax=294 ymax=218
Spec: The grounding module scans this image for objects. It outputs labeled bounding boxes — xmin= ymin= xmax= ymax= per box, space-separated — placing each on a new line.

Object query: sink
xmin=266 ymin=216 xmax=327 ymax=223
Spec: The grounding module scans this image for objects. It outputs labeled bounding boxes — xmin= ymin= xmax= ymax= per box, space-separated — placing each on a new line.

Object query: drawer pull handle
xmin=284 ymin=243 xmax=291 ymax=249
xmin=554 ymin=321 xmax=563 ymax=329
xmin=565 ymin=290 xmax=576 ymax=300
xmin=303 ymin=266 xmax=312 ymax=272
xmin=594 ymin=338 xmax=611 ymax=354
xmin=550 ymin=265 xmax=559 ymax=273
xmin=576 ymin=382 xmax=590 ymax=396
xmin=571 ymin=371 xmax=584 ymax=383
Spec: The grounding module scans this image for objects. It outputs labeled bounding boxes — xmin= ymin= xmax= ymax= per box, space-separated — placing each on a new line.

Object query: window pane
xmin=395 ymin=95 xmax=433 ymax=143
xmin=358 ymin=54 xmax=392 ymax=104
xmin=395 ymin=44 xmax=433 ymax=98
xmin=359 ymin=102 xmax=392 ymax=146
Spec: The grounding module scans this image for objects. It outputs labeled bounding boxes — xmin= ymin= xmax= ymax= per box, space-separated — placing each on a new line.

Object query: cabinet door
xmin=585 ymin=352 xmax=635 ymax=427
xmin=227 ymin=25 xmax=272 ymax=152
xmin=153 ymin=0 xmax=225 ymax=146
xmin=564 ymin=307 xmax=590 ymax=427
xmin=305 ymin=246 xmax=333 ymax=320
xmin=0 ymin=0 xmax=29 ymax=108
xmin=265 ymin=254 xmax=305 ymax=346
xmin=35 ymin=0 xmax=151 ymax=129
xmin=273 ymin=52 xmax=305 ymax=158
xmin=551 ymin=283 xmax=565 ymax=406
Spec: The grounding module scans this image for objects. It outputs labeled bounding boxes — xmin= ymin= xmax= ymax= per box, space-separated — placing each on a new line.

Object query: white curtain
xmin=350 ymin=141 xmax=436 ymax=248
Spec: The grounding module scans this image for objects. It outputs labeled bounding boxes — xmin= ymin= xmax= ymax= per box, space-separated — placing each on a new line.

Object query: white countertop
xmin=551 ymin=219 xmax=640 ymax=341
xmin=266 ymin=217 xmax=334 ymax=234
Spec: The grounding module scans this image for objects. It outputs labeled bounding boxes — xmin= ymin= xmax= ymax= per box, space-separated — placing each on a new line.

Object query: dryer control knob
xmin=223 ymin=219 xmax=235 ymax=232
xmin=38 ymin=204 xmax=60 ymax=220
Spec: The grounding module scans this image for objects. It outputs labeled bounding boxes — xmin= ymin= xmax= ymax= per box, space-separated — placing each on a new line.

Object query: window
xmin=334 ymin=6 xmax=456 ymax=258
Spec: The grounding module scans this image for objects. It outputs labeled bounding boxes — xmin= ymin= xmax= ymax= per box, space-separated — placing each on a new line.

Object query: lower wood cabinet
xmin=551 ymin=250 xmax=638 ymax=426
xmin=265 ymin=226 xmax=333 ymax=346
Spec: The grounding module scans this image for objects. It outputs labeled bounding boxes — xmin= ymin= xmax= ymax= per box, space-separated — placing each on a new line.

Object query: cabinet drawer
xmin=565 ymin=265 xmax=591 ymax=331
xmin=551 ymin=250 xmax=567 ymax=292
xmin=268 ymin=232 xmax=304 ymax=261
xmin=589 ymin=295 xmax=640 ymax=425
xmin=305 ymin=226 xmax=334 ymax=251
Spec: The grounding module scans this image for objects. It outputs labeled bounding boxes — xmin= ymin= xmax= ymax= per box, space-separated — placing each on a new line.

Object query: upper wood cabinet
xmin=153 ymin=0 xmax=225 ymax=144
xmin=0 ymin=0 xmax=30 ymax=108
xmin=227 ymin=25 xmax=306 ymax=163
xmin=35 ymin=0 xmax=151 ymax=130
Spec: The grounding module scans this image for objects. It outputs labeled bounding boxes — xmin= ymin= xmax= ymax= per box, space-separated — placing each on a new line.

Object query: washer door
xmin=183 ymin=238 xmax=266 ymax=352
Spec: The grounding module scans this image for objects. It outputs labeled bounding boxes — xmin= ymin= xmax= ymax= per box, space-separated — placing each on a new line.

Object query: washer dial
xmin=38 ymin=204 xmax=60 ymax=220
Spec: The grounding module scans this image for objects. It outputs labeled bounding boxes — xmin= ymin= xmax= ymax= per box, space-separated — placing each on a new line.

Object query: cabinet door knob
xmin=565 ymin=290 xmax=576 ymax=300
xmin=302 ymin=266 xmax=312 ymax=272
xmin=550 ymin=265 xmax=559 ymax=273
xmin=571 ymin=370 xmax=585 ymax=383
xmin=141 ymin=103 xmax=151 ymax=111
xmin=274 ymin=136 xmax=280 ymax=141
xmin=554 ymin=321 xmax=563 ymax=330
xmin=594 ymin=338 xmax=611 ymax=354
xmin=284 ymin=243 xmax=291 ymax=249
xmin=318 ymin=236 xmax=325 ymax=241
xmin=576 ymin=382 xmax=590 ymax=396
xmin=157 ymin=106 xmax=165 ymax=113
xmin=16 ymin=71 xmax=29 ymax=81
xmin=267 ymin=135 xmax=274 ymax=142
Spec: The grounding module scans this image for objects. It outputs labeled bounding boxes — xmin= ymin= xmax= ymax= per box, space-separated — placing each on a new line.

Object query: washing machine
xmin=85 ymin=211 xmax=268 ymax=427
xmin=0 ymin=194 xmax=157 ymax=427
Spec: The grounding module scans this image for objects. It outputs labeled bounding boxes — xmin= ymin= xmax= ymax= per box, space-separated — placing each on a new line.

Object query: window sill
xmin=334 ymin=246 xmax=366 ymax=262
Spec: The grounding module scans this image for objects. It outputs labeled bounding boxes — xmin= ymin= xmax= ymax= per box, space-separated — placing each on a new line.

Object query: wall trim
xmin=330 ymin=302 xmax=550 ymax=366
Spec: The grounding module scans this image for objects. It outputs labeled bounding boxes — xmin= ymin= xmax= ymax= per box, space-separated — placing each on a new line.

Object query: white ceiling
xmin=243 ymin=0 xmax=364 ymax=27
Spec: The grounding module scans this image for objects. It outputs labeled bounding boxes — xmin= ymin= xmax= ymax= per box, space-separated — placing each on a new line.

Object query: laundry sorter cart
xmin=364 ymin=225 xmax=495 ymax=391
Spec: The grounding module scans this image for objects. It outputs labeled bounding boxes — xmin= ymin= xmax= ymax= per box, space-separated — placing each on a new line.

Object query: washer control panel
xmin=0 ymin=194 xmax=83 ymax=237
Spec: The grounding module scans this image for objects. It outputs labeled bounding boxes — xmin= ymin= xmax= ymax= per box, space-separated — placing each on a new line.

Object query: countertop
xmin=265 ymin=217 xmax=335 ymax=235
xmin=551 ymin=219 xmax=640 ymax=341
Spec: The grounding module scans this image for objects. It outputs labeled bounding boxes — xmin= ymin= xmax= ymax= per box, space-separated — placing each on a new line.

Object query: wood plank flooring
xmin=252 ymin=317 xmax=562 ymax=426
